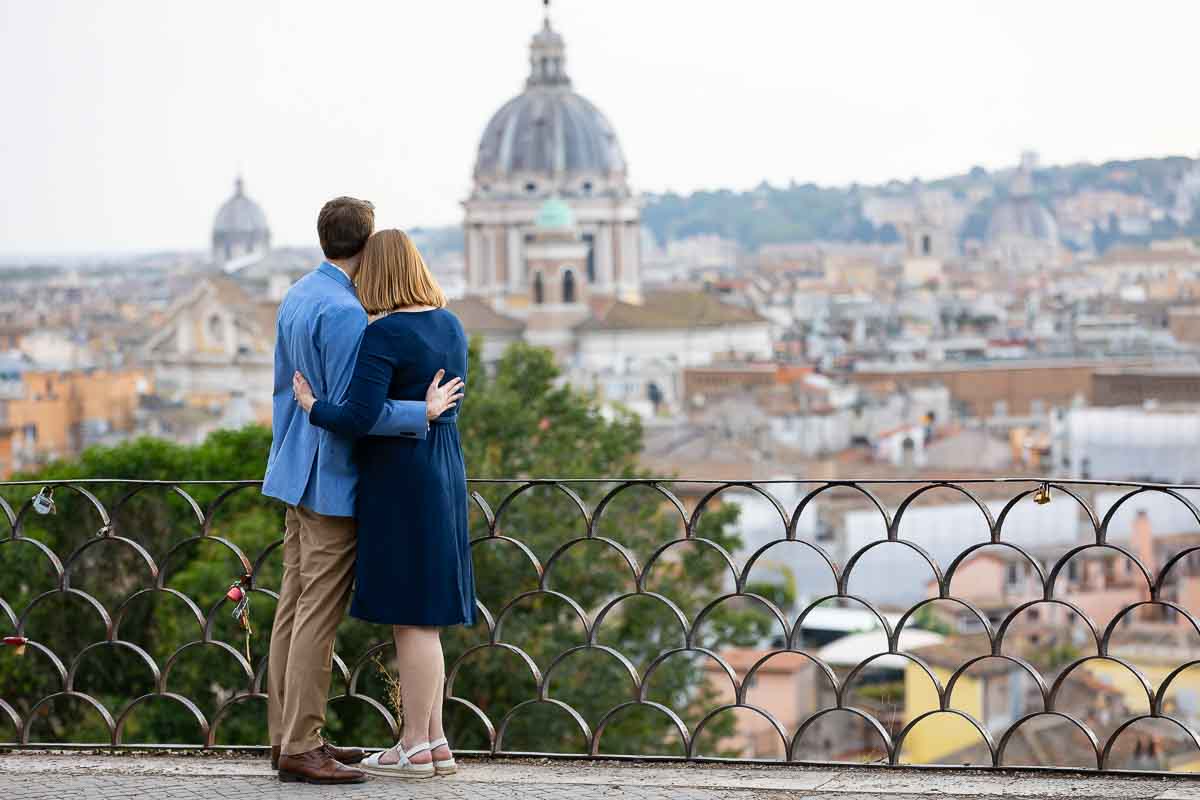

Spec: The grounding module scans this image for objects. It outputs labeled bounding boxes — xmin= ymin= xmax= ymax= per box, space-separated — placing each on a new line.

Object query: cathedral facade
xmin=462 ymin=11 xmax=642 ymax=312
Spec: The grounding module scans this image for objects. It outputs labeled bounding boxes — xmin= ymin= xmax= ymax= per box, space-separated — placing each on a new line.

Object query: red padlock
xmin=226 ymin=585 xmax=244 ymax=603
xmin=2 ymin=635 xmax=28 ymax=656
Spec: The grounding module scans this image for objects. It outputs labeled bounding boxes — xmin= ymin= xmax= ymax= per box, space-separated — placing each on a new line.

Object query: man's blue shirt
xmin=262 ymin=262 xmax=427 ymax=516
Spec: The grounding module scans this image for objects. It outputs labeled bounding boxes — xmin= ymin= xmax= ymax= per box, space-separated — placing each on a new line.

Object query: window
xmin=582 ymin=232 xmax=595 ymax=282
xmin=533 ymin=272 xmax=544 ymax=305
xmin=921 ymin=234 xmax=932 ymax=255
xmin=525 ymin=182 xmax=537 ymax=193
xmin=208 ymin=314 xmax=225 ymax=344
xmin=562 ymin=269 xmax=576 ymax=303
xmin=1006 ymin=564 xmax=1019 ymax=586
xmin=582 ymin=181 xmax=593 ymax=194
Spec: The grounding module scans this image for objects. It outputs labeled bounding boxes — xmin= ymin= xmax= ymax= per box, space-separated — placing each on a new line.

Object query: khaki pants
xmin=267 ymin=505 xmax=357 ymax=755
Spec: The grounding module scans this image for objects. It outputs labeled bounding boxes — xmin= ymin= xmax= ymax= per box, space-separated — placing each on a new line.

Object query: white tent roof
xmin=798 ymin=606 xmax=902 ymax=634
xmin=815 ymin=629 xmax=945 ymax=670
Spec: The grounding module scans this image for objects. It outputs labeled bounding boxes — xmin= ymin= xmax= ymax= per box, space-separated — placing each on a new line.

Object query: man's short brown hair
xmin=317 ymin=197 xmax=375 ymax=260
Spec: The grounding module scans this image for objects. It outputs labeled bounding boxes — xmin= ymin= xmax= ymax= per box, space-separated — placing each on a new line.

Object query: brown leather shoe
xmin=278 ymin=746 xmax=367 ymax=784
xmin=271 ymin=745 xmax=280 ymax=771
xmin=323 ymin=742 xmax=366 ymax=765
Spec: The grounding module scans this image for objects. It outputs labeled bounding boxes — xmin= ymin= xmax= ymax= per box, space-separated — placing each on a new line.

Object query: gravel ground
xmin=1 ymin=752 xmax=1198 ymax=799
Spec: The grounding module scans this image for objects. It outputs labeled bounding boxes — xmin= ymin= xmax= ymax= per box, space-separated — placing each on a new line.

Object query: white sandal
xmin=361 ymin=741 xmax=435 ymax=779
xmin=431 ymin=737 xmax=457 ymax=775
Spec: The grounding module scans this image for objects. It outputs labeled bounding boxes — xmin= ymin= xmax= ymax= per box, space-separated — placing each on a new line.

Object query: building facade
xmin=463 ymin=11 xmax=641 ymax=311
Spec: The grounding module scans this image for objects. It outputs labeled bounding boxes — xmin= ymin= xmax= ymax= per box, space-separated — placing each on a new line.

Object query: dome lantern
xmin=528 ymin=1 xmax=570 ymax=88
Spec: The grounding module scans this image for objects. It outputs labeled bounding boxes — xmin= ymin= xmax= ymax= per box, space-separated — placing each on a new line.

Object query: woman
xmin=292 ymin=229 xmax=474 ymax=779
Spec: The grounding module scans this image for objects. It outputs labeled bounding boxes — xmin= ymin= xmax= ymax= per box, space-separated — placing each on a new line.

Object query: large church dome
xmin=462 ymin=6 xmax=642 ymax=308
xmin=473 ymin=17 xmax=626 ymax=189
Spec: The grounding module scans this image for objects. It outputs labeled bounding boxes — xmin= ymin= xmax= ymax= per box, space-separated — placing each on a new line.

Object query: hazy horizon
xmin=3 ymin=0 xmax=1199 ymax=254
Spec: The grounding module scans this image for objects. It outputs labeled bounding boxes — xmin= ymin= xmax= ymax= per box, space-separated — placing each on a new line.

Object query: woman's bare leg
xmin=380 ymin=624 xmax=441 ymax=765
xmin=428 ymin=642 xmax=450 ymax=761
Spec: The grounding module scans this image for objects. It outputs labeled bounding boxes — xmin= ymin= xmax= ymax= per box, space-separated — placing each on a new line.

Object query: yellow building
xmin=902 ymin=648 xmax=994 ymax=765
xmin=3 ymin=365 xmax=149 ymax=473
xmin=903 ymin=640 xmax=1200 ymax=770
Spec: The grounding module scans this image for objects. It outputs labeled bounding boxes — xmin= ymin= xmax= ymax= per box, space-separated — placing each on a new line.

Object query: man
xmin=262 ymin=196 xmax=464 ymax=785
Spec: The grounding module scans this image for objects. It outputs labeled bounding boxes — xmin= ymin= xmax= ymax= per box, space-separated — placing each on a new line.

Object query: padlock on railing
xmin=227 ymin=578 xmax=253 ymax=662
xmin=2 ymin=635 xmax=28 ymax=656
xmin=31 ymin=487 xmax=55 ymax=516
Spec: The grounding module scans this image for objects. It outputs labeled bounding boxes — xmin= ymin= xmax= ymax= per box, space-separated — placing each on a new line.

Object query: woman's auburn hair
xmin=354 ymin=229 xmax=447 ymax=314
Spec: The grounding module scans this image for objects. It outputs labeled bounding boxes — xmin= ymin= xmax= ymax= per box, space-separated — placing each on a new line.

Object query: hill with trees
xmin=640 ymin=156 xmax=1200 ymax=252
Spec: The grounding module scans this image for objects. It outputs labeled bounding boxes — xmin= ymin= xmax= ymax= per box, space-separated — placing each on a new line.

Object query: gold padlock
xmin=1033 ymin=483 xmax=1051 ymax=505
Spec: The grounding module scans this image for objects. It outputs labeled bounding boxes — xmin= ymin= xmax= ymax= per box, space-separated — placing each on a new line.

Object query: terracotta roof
xmin=207 ymin=274 xmax=255 ymax=307
xmin=706 ymin=648 xmax=815 ymax=675
xmin=576 ymin=290 xmax=768 ymax=332
xmin=446 ymin=297 xmax=525 ymax=334
xmin=912 ymin=636 xmax=1009 ymax=675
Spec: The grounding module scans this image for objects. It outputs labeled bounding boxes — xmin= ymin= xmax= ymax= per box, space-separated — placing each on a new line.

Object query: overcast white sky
xmin=2 ymin=0 xmax=1198 ymax=254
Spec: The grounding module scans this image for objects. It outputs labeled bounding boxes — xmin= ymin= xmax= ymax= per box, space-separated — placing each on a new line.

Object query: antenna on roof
xmin=543 ymin=0 xmax=551 ymax=25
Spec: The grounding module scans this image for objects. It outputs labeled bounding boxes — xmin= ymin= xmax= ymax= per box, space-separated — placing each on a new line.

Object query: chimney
xmin=1131 ymin=509 xmax=1155 ymax=585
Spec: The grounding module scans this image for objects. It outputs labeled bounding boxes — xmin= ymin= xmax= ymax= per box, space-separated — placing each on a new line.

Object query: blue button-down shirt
xmin=262 ymin=262 xmax=428 ymax=516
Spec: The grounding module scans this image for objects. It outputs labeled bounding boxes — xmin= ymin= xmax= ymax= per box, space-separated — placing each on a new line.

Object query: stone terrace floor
xmin=3 ymin=753 xmax=1200 ymax=800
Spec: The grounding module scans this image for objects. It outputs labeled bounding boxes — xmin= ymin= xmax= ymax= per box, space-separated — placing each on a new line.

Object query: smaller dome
xmin=214 ymin=177 xmax=269 ymax=236
xmin=986 ymin=195 xmax=1058 ymax=244
xmin=536 ymin=196 xmax=575 ymax=228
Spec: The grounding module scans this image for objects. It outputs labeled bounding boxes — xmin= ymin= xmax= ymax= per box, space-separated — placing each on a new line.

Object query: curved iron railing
xmin=3 ymin=476 xmax=1200 ymax=773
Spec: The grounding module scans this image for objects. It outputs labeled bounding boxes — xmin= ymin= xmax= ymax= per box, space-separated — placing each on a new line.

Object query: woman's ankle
xmin=400 ymin=735 xmax=433 ymax=764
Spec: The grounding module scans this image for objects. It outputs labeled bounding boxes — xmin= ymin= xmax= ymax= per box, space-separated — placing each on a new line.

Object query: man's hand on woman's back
xmin=426 ymin=370 xmax=465 ymax=421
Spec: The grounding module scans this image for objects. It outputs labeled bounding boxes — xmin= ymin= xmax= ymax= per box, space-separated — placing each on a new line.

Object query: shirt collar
xmin=318 ymin=260 xmax=354 ymax=289
xmin=326 ymin=261 xmax=352 ymax=282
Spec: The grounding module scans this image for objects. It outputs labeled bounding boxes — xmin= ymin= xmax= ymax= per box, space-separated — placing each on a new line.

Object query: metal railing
xmin=3 ymin=476 xmax=1200 ymax=773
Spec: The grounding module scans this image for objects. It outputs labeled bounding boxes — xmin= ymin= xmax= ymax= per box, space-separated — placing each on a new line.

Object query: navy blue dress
xmin=308 ymin=309 xmax=475 ymax=627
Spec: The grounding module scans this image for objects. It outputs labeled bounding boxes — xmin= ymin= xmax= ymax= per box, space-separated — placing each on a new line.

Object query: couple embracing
xmin=261 ymin=196 xmax=474 ymax=784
